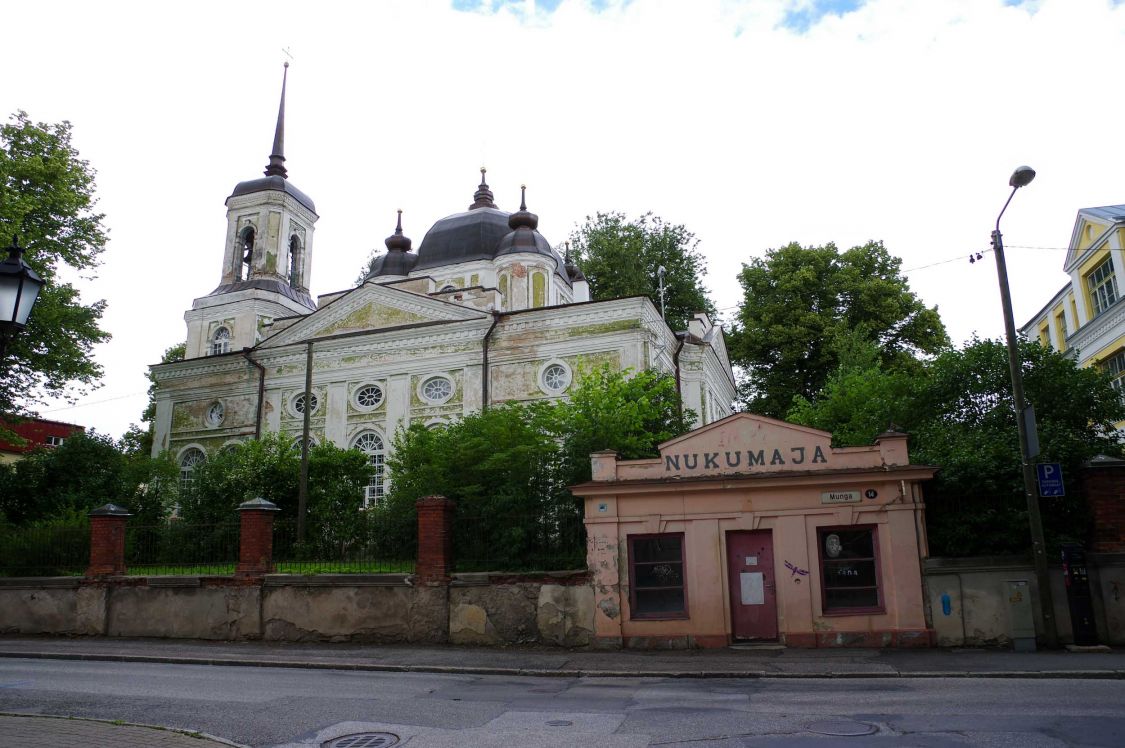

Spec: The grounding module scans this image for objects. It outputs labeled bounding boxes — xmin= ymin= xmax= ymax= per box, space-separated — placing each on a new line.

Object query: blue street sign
xmin=1036 ymin=463 xmax=1065 ymax=497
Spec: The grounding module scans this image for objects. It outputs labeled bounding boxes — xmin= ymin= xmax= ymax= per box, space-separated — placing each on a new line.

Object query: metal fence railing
xmin=272 ymin=515 xmax=416 ymax=574
xmin=0 ymin=525 xmax=89 ymax=576
xmin=453 ymin=510 xmax=587 ymax=573
xmin=125 ymin=522 xmax=240 ymax=576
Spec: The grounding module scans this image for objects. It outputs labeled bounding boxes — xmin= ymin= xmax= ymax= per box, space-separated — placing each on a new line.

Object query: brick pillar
xmin=86 ymin=503 xmax=131 ymax=577
xmin=1081 ymin=456 xmax=1125 ymax=553
xmin=236 ymin=497 xmax=280 ymax=577
xmin=416 ymin=495 xmax=455 ymax=585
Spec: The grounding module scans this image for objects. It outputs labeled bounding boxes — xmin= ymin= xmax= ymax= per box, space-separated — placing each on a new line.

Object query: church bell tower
xmin=184 ymin=63 xmax=319 ymax=359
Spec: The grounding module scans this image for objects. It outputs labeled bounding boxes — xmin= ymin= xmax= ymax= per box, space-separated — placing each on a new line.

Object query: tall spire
xmin=264 ymin=62 xmax=289 ymax=179
xmin=469 ymin=166 xmax=496 ymax=210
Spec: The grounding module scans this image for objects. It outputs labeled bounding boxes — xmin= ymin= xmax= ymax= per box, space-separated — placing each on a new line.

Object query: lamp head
xmin=1009 ymin=166 xmax=1036 ymax=189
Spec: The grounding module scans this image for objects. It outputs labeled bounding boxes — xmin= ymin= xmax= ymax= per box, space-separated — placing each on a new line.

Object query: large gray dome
xmin=413 ymin=208 xmax=512 ymax=271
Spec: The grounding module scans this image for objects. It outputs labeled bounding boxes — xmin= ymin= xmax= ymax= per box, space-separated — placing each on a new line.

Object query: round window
xmin=206 ymin=401 xmax=225 ymax=427
xmin=420 ymin=376 xmax=453 ymax=404
xmin=539 ymin=361 xmax=572 ymax=394
xmin=354 ymin=383 xmax=384 ymax=410
xmin=292 ymin=392 xmax=319 ymax=416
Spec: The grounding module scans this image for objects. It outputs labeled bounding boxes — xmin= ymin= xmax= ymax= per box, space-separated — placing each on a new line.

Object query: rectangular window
xmin=1054 ymin=312 xmax=1067 ymax=351
xmin=818 ymin=526 xmax=883 ymax=613
xmin=628 ymin=533 xmax=687 ymax=619
xmin=1105 ymin=350 xmax=1125 ymax=403
xmin=45 ymin=435 xmax=65 ymax=447
xmin=1086 ymin=258 xmax=1119 ymax=317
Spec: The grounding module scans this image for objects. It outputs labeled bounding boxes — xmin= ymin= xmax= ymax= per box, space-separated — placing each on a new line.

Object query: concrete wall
xmin=0 ymin=571 xmax=593 ymax=646
xmin=923 ymin=554 xmax=1125 ymax=646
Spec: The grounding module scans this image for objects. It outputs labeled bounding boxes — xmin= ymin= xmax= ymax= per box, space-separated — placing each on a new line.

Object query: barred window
xmin=628 ymin=533 xmax=687 ymax=619
xmin=818 ymin=526 xmax=883 ymax=613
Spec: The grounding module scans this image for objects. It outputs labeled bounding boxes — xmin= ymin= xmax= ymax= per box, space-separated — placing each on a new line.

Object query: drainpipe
xmin=672 ymin=332 xmax=686 ymax=421
xmin=297 ymin=340 xmax=313 ymax=544
xmin=241 ymin=347 xmax=265 ymax=440
xmin=481 ymin=311 xmax=501 ymax=410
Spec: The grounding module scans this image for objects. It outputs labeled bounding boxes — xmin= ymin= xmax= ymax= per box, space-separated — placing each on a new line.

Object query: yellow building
xmin=1020 ymin=205 xmax=1125 ymax=431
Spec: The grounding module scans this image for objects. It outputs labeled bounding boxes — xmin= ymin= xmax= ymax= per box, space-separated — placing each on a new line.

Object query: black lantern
xmin=0 ymin=235 xmax=44 ymax=356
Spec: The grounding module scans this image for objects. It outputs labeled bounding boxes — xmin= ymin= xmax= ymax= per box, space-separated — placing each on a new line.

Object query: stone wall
xmin=923 ymin=554 xmax=1125 ymax=646
xmin=0 ymin=571 xmax=594 ymax=646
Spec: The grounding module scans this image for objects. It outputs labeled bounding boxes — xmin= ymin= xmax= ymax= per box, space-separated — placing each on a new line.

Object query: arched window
xmin=210 ymin=327 xmax=231 ymax=355
xmin=178 ymin=447 xmax=206 ymax=490
xmin=288 ymin=235 xmax=301 ymax=287
xmin=351 ymin=431 xmax=385 ymax=509
xmin=239 ymin=227 xmax=255 ymax=281
xmin=532 ymin=271 xmax=546 ymax=308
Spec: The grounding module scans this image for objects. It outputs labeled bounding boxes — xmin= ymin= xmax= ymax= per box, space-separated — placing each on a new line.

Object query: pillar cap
xmin=89 ymin=503 xmax=132 ymax=517
xmin=238 ymin=497 xmax=280 ymax=512
xmin=416 ymin=495 xmax=455 ymax=508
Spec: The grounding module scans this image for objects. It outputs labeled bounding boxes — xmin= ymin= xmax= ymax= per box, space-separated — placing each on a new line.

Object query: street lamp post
xmin=0 ymin=235 xmax=45 ymax=361
xmin=990 ymin=166 xmax=1059 ymax=649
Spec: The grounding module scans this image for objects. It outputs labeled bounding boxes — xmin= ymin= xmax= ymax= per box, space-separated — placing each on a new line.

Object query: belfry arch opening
xmin=238 ymin=227 xmax=255 ymax=280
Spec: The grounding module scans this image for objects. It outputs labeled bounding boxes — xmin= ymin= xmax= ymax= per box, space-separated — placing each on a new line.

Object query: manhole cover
xmin=323 ymin=733 xmax=400 ymax=748
xmin=804 ymin=719 xmax=877 ymax=737
xmin=546 ymin=720 xmax=574 ymax=727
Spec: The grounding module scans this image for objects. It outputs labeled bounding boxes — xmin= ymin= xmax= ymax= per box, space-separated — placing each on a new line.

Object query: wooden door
xmin=727 ymin=530 xmax=778 ymax=640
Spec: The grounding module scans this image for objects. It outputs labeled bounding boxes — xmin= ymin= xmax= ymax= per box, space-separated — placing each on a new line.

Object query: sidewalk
xmin=0 ymin=635 xmax=1122 ymax=679
xmin=0 ymin=713 xmax=237 ymax=748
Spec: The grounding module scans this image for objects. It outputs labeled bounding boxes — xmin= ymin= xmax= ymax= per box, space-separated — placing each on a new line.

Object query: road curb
xmin=2 ymin=649 xmax=1123 ymax=680
xmin=0 ymin=711 xmax=248 ymax=747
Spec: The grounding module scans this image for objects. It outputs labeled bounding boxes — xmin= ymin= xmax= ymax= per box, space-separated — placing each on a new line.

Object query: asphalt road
xmin=1 ymin=658 xmax=1123 ymax=747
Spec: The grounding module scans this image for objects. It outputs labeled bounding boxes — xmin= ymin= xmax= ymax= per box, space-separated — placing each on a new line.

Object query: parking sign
xmin=1036 ymin=463 xmax=1065 ymax=497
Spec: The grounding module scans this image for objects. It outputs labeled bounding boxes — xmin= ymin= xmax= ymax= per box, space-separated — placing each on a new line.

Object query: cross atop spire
xmin=264 ymin=62 xmax=289 ymax=179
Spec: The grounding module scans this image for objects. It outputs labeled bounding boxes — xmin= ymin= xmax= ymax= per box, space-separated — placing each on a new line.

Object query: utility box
xmin=1061 ymin=543 xmax=1099 ymax=646
xmin=1006 ymin=580 xmax=1036 ymax=652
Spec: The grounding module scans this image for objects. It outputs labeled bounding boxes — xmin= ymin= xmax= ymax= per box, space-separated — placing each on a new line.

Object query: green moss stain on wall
xmin=320 ymin=303 xmax=430 ymax=335
xmin=532 ymin=272 xmax=546 ymax=308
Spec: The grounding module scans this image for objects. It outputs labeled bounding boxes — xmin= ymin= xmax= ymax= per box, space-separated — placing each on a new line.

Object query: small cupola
xmin=497 ymin=185 xmax=552 ymax=256
xmin=366 ymin=210 xmax=418 ymax=280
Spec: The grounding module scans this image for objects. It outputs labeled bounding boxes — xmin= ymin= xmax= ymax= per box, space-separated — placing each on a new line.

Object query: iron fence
xmin=0 ymin=525 xmax=88 ymax=576
xmin=453 ymin=509 xmax=587 ymax=573
xmin=272 ymin=514 xmax=416 ymax=574
xmin=125 ymin=522 xmax=240 ymax=576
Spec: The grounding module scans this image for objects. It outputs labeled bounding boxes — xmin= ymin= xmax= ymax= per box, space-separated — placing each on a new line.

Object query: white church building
xmin=150 ymin=68 xmax=737 ymax=504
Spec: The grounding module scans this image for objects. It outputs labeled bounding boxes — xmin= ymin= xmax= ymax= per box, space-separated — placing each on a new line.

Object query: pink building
xmin=571 ymin=413 xmax=936 ymax=649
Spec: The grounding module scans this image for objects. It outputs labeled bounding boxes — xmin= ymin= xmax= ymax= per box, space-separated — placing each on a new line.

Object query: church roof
xmin=208 ymin=278 xmax=315 ymax=309
xmin=228 ymin=175 xmax=316 ymax=213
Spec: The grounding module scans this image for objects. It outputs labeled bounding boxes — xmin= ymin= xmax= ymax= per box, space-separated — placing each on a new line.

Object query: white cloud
xmin=2 ymin=0 xmax=1122 ymax=436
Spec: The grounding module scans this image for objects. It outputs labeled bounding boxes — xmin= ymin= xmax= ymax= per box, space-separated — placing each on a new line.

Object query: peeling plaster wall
xmin=0 ymin=573 xmax=594 ymax=646
xmin=923 ymin=555 xmax=1125 ymax=646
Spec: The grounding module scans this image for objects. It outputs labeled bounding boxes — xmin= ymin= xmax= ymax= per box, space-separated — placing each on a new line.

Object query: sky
xmin=2 ymin=0 xmax=1123 ymax=439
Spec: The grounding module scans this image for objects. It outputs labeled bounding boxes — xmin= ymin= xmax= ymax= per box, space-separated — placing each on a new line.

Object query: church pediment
xmin=656 ymin=413 xmax=836 ymax=478
xmin=259 ymin=284 xmax=489 ymax=347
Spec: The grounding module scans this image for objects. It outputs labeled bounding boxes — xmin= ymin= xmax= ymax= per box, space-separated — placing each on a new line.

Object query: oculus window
xmin=353 ymin=383 xmax=384 ymax=410
xmin=419 ymin=375 xmax=453 ymax=404
xmin=291 ymin=392 xmax=319 ymax=417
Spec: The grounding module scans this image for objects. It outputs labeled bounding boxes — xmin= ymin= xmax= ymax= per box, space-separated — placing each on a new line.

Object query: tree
xmin=0 ymin=431 xmax=178 ymax=526
xmin=379 ymin=367 xmax=695 ymax=569
xmin=569 ymin=212 xmax=715 ymax=331
xmin=729 ymin=240 xmax=948 ymax=418
xmin=787 ymin=336 xmax=1125 ymax=555
xmin=0 ymin=112 xmax=111 ymax=413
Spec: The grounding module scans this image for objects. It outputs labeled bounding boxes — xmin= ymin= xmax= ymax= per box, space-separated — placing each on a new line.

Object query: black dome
xmin=367 ymin=251 xmax=418 ymax=279
xmin=414 ymin=208 xmax=511 ymax=271
xmin=228 ymin=176 xmax=316 ymax=213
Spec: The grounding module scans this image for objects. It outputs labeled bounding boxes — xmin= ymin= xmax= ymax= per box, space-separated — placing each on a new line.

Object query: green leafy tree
xmin=380 ymin=367 xmax=694 ymax=570
xmin=0 ymin=112 xmax=110 ymax=413
xmin=730 ymin=240 xmax=948 ymax=418
xmin=569 ymin=212 xmax=715 ymax=330
xmin=0 ymin=431 xmax=177 ymax=526
xmin=788 ymin=336 xmax=1125 ymax=556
